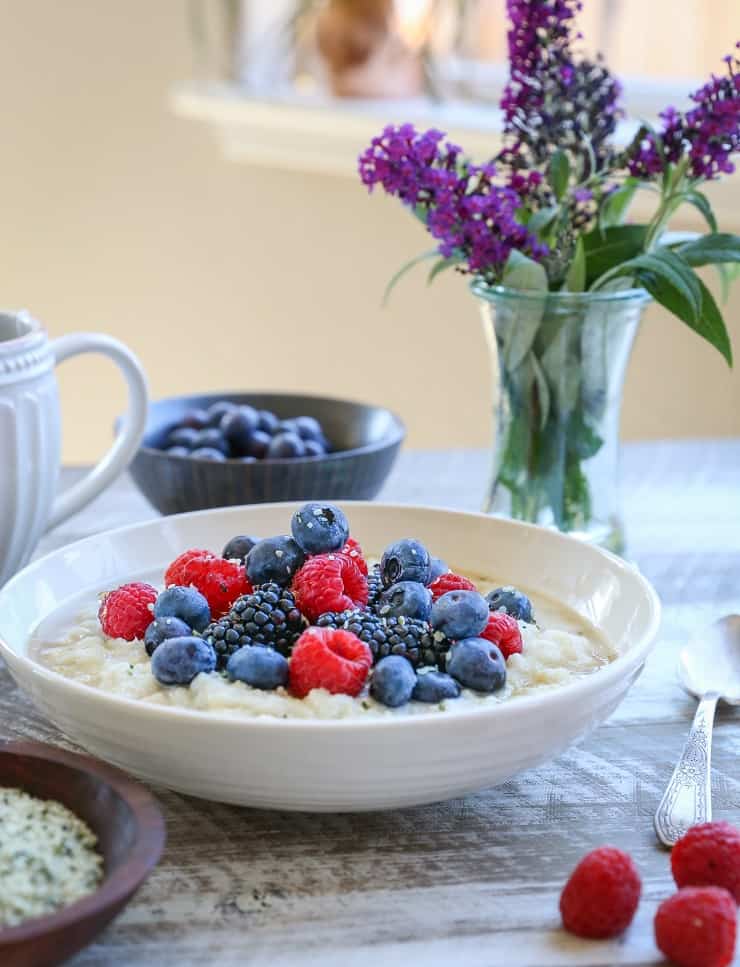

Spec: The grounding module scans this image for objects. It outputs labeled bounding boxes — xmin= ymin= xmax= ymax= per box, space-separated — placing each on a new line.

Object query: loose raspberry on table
xmin=559 ymin=846 xmax=641 ymax=939
xmin=98 ymin=582 xmax=157 ymax=641
xmin=655 ymin=887 xmax=736 ymax=967
xmin=480 ymin=611 xmax=523 ymax=659
xmin=289 ymin=627 xmax=372 ymax=698
xmin=291 ymin=553 xmax=368 ymax=622
xmin=342 ymin=537 xmax=368 ymax=575
xmin=428 ymin=572 xmax=477 ymax=601
xmin=164 ymin=549 xmax=252 ymax=618
xmin=672 ymin=821 xmax=740 ymax=902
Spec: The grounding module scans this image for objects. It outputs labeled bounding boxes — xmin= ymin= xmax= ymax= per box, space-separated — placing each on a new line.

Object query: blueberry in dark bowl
xmin=167 ymin=426 xmax=199 ymax=449
xmin=206 ymin=401 xmax=238 ymax=428
xmin=303 ymin=439 xmax=326 ymax=457
xmin=256 ymin=409 xmax=280 ymax=434
xmin=166 ymin=446 xmax=190 ymax=458
xmin=181 ymin=408 xmax=209 ymax=430
xmin=267 ymin=432 xmax=306 ymax=459
xmin=221 ymin=406 xmax=259 ymax=456
xmin=192 ymin=428 xmax=229 ymax=454
xmin=190 ymin=447 xmax=226 ymax=461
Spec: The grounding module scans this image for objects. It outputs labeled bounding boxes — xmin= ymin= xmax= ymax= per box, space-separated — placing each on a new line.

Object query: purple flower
xmin=358 ymin=125 xmax=546 ymax=281
xmin=628 ymin=54 xmax=740 ymax=180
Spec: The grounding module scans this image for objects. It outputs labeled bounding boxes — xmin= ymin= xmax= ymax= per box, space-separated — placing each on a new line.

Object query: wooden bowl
xmin=0 ymin=740 xmax=166 ymax=967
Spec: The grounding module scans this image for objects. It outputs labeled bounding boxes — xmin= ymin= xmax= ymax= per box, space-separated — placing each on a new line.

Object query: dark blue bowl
xmin=126 ymin=392 xmax=405 ymax=515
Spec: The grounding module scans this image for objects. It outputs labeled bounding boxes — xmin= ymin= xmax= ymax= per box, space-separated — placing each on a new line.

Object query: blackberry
xmin=202 ymin=582 xmax=306 ymax=667
xmin=316 ymin=610 xmax=450 ymax=670
xmin=367 ymin=564 xmax=383 ymax=609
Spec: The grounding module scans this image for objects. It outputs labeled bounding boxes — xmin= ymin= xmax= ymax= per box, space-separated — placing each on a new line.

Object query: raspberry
xmin=480 ymin=611 xmax=523 ymax=659
xmin=289 ymin=627 xmax=372 ymax=698
xmin=164 ymin=549 xmax=252 ymax=618
xmin=291 ymin=553 xmax=368 ymax=622
xmin=560 ymin=846 xmax=641 ymax=938
xmin=672 ymin=822 xmax=740 ymax=902
xmin=342 ymin=538 xmax=368 ymax=575
xmin=429 ymin=572 xmax=477 ymax=601
xmin=98 ymin=582 xmax=157 ymax=641
xmin=655 ymin=887 xmax=736 ymax=967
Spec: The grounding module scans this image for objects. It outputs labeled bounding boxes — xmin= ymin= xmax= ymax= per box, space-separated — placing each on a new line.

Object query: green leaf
xmin=716 ymin=262 xmax=740 ymax=303
xmin=427 ymin=258 xmax=458 ymax=285
xmin=693 ymin=277 xmax=733 ymax=366
xmin=678 ymin=233 xmax=740 ymax=268
xmin=382 ymin=250 xmax=438 ymax=306
xmin=502 ymin=250 xmax=549 ymax=291
xmin=678 ymin=190 xmax=718 ymax=233
xmin=527 ymin=206 xmax=561 ymax=238
xmin=599 ymin=179 xmax=638 ymax=230
xmin=529 ymin=352 xmax=551 ymax=430
xmin=549 ymin=150 xmax=570 ymax=201
xmin=583 ymin=225 xmax=649 ymax=289
xmin=621 ymin=248 xmax=702 ymax=324
xmin=563 ymin=237 xmax=586 ymax=292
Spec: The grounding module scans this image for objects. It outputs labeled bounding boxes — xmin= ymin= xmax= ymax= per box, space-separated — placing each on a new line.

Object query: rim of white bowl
xmin=0 ymin=502 xmax=662 ymax=732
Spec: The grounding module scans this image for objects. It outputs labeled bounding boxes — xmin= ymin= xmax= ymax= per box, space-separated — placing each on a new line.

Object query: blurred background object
xmin=0 ymin=0 xmax=737 ymax=463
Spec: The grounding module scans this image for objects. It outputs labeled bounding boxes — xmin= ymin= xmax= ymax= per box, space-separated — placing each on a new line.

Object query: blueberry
xmin=220 ymin=406 xmax=258 ymax=456
xmin=180 ymin=408 xmax=209 ymax=430
xmin=222 ymin=534 xmax=259 ymax=563
xmin=144 ymin=617 xmax=192 ymax=657
xmin=411 ymin=670 xmax=461 ymax=703
xmin=240 ymin=456 xmax=257 ymax=464
xmin=370 ymin=655 xmax=417 ymax=708
xmin=380 ymin=539 xmax=431 ymax=588
xmin=486 ymin=586 xmax=534 ymax=623
xmin=292 ymin=416 xmax=325 ymax=442
xmin=154 ymin=585 xmax=211 ymax=632
xmin=431 ymin=590 xmax=489 ymax=639
xmin=151 ymin=636 xmax=216 ymax=685
xmin=226 ymin=645 xmax=289 ymax=690
xmin=303 ymin=439 xmax=326 ymax=457
xmin=166 ymin=446 xmax=190 ymax=457
xmin=167 ymin=426 xmax=199 ymax=449
xmin=376 ymin=581 xmax=432 ymax=621
xmin=256 ymin=409 xmax=280 ymax=434
xmin=192 ymin=428 xmax=229 ymax=454
xmin=267 ymin=432 xmax=306 ymax=459
xmin=246 ymin=536 xmax=306 ymax=587
xmin=246 ymin=429 xmax=272 ymax=459
xmin=190 ymin=447 xmax=227 ymax=461
xmin=447 ymin=638 xmax=507 ymax=693
xmin=290 ymin=502 xmax=349 ymax=554
xmin=206 ymin=401 xmax=238 ymax=427
xmin=428 ymin=557 xmax=449 ymax=583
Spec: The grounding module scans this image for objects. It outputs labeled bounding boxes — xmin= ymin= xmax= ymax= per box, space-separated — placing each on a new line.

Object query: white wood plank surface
xmin=2 ymin=440 xmax=739 ymax=966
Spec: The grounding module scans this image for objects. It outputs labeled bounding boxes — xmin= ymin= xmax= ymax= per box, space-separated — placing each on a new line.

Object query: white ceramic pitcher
xmin=0 ymin=310 xmax=148 ymax=585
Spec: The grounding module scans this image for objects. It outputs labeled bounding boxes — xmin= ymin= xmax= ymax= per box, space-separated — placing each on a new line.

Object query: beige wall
xmin=1 ymin=0 xmax=738 ymax=464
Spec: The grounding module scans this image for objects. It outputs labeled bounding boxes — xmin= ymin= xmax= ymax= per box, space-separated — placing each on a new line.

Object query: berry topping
xmin=144 ymin=616 xmax=192 ymax=657
xmin=655 ymin=887 xmax=736 ymax=967
xmin=98 ymin=582 xmax=157 ymax=641
xmin=366 ymin=563 xmax=383 ymax=606
xmin=292 ymin=554 xmax=368 ymax=622
xmin=672 ymin=822 xmax=740 ymax=902
xmin=428 ymin=572 xmax=477 ymax=601
xmin=151 ymin=636 xmax=217 ymax=686
xmin=316 ymin=611 xmax=450 ymax=669
xmin=428 ymin=556 xmax=449 ymax=583
xmin=246 ymin=536 xmax=306 ymax=588
xmin=560 ymin=847 xmax=641 ymax=939
xmin=226 ymin=645 xmax=289 ymax=690
xmin=291 ymin=502 xmax=350 ymax=555
xmin=202 ymin=583 xmax=306 ymax=666
xmin=412 ymin=670 xmax=461 ymax=703
xmin=164 ymin=550 xmax=252 ymax=618
xmin=222 ymin=534 xmax=259 ymax=564
xmin=289 ymin=627 xmax=372 ymax=698
xmin=370 ymin=655 xmax=417 ymax=707
xmin=480 ymin=611 xmax=524 ymax=659
xmin=486 ymin=585 xmax=534 ymax=623
xmin=431 ymin=590 xmax=489 ymax=639
xmin=380 ymin=539 xmax=432 ymax=588
xmin=377 ymin=581 xmax=432 ymax=621
xmin=153 ymin=585 xmax=211 ymax=632
xmin=341 ymin=537 xmax=368 ymax=575
xmin=447 ymin=638 xmax=507 ymax=692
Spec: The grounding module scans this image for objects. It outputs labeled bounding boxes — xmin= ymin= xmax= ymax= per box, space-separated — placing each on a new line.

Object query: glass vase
xmin=473 ymin=283 xmax=650 ymax=554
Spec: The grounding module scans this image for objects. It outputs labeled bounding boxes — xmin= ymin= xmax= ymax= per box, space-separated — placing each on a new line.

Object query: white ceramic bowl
xmin=0 ymin=503 xmax=660 ymax=812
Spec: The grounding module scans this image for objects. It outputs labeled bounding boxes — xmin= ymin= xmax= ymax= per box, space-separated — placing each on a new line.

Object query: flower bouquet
xmin=358 ymin=1 xmax=740 ymax=551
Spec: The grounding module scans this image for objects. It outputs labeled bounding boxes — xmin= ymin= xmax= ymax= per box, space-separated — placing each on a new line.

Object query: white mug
xmin=0 ymin=310 xmax=148 ymax=585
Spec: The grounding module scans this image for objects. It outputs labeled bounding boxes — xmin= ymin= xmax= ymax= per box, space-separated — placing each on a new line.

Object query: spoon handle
xmin=654 ymin=693 xmax=720 ymax=848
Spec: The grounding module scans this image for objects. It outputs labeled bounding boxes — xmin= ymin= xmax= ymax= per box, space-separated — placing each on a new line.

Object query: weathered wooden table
xmin=2 ymin=441 xmax=739 ymax=966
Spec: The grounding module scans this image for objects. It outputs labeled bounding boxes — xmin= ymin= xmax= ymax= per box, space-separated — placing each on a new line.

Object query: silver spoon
xmin=654 ymin=615 xmax=740 ymax=848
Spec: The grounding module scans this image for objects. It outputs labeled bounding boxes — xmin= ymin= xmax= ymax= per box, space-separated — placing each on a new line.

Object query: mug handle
xmin=45 ymin=333 xmax=149 ymax=532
